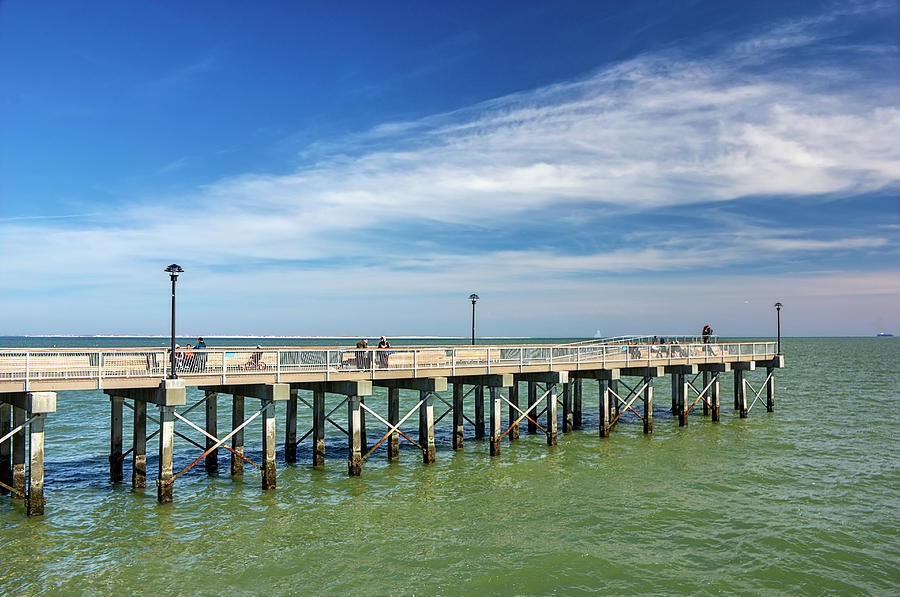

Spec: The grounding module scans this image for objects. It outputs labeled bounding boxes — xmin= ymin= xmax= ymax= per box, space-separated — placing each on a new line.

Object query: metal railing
xmin=0 ymin=341 xmax=778 ymax=388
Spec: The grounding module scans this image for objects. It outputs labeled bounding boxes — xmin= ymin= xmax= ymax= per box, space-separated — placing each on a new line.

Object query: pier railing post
xmin=205 ymin=391 xmax=218 ymax=473
xmin=231 ymin=395 xmax=244 ymax=477
xmin=132 ymin=399 xmax=147 ymax=488
xmin=157 ymin=405 xmax=175 ymax=503
xmin=109 ymin=395 xmax=123 ymax=482
xmin=599 ymin=379 xmax=610 ymax=438
xmin=419 ymin=390 xmax=436 ymax=464
xmin=643 ymin=377 xmax=653 ymax=434
xmin=547 ymin=383 xmax=558 ymax=446
xmin=261 ymin=398 xmax=276 ymax=490
xmin=26 ymin=413 xmax=45 ymax=516
xmin=347 ymin=395 xmax=362 ymax=476
xmin=508 ymin=382 xmax=520 ymax=441
xmin=387 ymin=387 xmax=400 ymax=460
xmin=312 ymin=390 xmax=326 ymax=466
xmin=284 ymin=389 xmax=297 ymax=463
xmin=452 ymin=383 xmax=464 ymax=450
xmin=488 ymin=386 xmax=501 ymax=456
xmin=474 ymin=386 xmax=485 ymax=439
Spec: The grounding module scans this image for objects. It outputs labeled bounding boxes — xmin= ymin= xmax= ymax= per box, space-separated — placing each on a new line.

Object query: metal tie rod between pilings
xmin=172 ymin=404 xmax=266 ymax=481
xmin=0 ymin=415 xmax=37 ymax=447
xmin=120 ymin=401 xmax=206 ymax=459
xmin=610 ymin=382 xmax=647 ymax=426
xmin=433 ymin=392 xmax=476 ymax=428
xmin=499 ymin=392 xmax=547 ymax=438
xmin=360 ymin=399 xmax=425 ymax=462
xmin=686 ymin=377 xmax=716 ymax=414
xmin=0 ymin=479 xmax=24 ymax=498
xmin=172 ymin=410 xmax=261 ymax=471
xmin=297 ymin=395 xmax=349 ymax=437
xmin=745 ymin=374 xmax=771 ymax=413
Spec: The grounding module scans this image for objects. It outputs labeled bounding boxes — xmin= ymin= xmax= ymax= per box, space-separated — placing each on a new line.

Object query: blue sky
xmin=1 ymin=1 xmax=897 ymax=337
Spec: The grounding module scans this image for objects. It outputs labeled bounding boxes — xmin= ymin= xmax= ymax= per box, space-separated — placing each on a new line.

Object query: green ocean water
xmin=1 ymin=337 xmax=898 ymax=595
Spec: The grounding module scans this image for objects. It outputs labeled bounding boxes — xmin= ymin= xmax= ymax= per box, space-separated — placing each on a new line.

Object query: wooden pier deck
xmin=0 ymin=339 xmax=784 ymax=515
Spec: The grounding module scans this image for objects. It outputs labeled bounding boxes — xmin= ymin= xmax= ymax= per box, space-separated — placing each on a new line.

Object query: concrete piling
xmin=488 ymin=386 xmax=501 ymax=456
xmin=205 ymin=390 xmax=219 ymax=472
xmin=157 ymin=405 xmax=175 ymax=503
xmin=132 ymin=400 xmax=147 ymax=488
xmin=452 ymin=383 xmax=464 ymax=450
xmin=312 ymin=390 xmax=325 ymax=466
xmin=284 ymin=389 xmax=297 ymax=463
xmin=766 ymin=367 xmax=775 ymax=412
xmin=735 ymin=370 xmax=747 ymax=418
xmin=26 ymin=413 xmax=45 ymax=516
xmin=702 ymin=371 xmax=711 ymax=416
xmin=474 ymin=385 xmax=485 ymax=439
xmin=261 ymin=399 xmax=276 ymax=489
xmin=562 ymin=383 xmax=573 ymax=433
xmin=711 ymin=373 xmax=720 ymax=422
xmin=643 ymin=377 xmax=653 ymax=434
xmin=1 ymin=404 xmax=11 ymax=495
xmin=527 ymin=382 xmax=537 ymax=434
xmin=573 ymin=378 xmax=583 ymax=429
xmin=231 ymin=395 xmax=244 ymax=477
xmin=109 ymin=395 xmax=123 ymax=482
xmin=12 ymin=406 xmax=25 ymax=498
xmin=599 ymin=379 xmax=610 ymax=438
xmin=678 ymin=374 xmax=689 ymax=427
xmin=418 ymin=390 xmax=436 ymax=464
xmin=347 ymin=395 xmax=362 ymax=476
xmin=387 ymin=387 xmax=400 ymax=460
xmin=508 ymin=382 xmax=520 ymax=440
xmin=547 ymin=383 xmax=558 ymax=446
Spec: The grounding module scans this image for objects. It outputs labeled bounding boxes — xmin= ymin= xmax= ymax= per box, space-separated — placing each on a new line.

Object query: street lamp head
xmin=469 ymin=293 xmax=479 ymax=303
xmin=165 ymin=263 xmax=183 ymax=280
xmin=774 ymin=302 xmax=782 ymax=310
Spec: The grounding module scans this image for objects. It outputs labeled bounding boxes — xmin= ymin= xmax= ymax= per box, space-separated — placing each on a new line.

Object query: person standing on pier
xmin=377 ymin=336 xmax=391 ymax=368
xmin=702 ymin=325 xmax=713 ymax=343
xmin=356 ymin=338 xmax=369 ymax=369
xmin=196 ymin=337 xmax=207 ymax=373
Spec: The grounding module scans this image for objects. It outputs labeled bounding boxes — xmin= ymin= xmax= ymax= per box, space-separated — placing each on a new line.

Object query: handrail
xmin=0 ymin=340 xmax=779 ymax=386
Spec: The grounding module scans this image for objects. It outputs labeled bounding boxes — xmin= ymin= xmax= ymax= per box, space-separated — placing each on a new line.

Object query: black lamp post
xmin=468 ymin=293 xmax=479 ymax=345
xmin=165 ymin=264 xmax=183 ymax=378
xmin=774 ymin=302 xmax=783 ymax=355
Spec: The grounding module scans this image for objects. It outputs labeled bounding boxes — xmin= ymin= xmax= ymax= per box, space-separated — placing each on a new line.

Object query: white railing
xmin=0 ymin=341 xmax=778 ymax=387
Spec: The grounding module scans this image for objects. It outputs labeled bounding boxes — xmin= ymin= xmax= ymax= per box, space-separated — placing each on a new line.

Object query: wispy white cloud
xmin=1 ymin=2 xmax=897 ymax=334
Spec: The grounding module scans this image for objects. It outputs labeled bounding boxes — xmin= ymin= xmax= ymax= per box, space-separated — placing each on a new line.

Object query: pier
xmin=0 ymin=337 xmax=783 ymax=514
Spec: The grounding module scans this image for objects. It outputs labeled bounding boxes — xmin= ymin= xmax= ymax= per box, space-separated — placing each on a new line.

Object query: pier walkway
xmin=0 ymin=338 xmax=783 ymax=515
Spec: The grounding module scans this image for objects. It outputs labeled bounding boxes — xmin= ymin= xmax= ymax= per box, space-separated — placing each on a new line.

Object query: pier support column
xmin=205 ymin=391 xmax=218 ymax=473
xmin=671 ymin=374 xmax=679 ymax=416
xmin=678 ymin=374 xmax=689 ymax=427
xmin=261 ymin=399 xmax=276 ymax=490
xmin=599 ymin=379 xmax=610 ymax=438
xmin=474 ymin=386 xmax=485 ymax=439
xmin=12 ymin=406 xmax=25 ymax=498
xmin=387 ymin=387 xmax=400 ymax=460
xmin=132 ymin=400 xmax=147 ymax=489
xmin=488 ymin=386 xmax=502 ymax=456
xmin=702 ymin=371 xmax=711 ymax=416
xmin=711 ymin=373 xmax=720 ymax=422
xmin=508 ymin=383 xmax=520 ymax=441
xmin=452 ymin=383 xmax=464 ymax=450
xmin=231 ymin=395 xmax=244 ymax=477
xmin=562 ymin=383 xmax=573 ymax=433
xmin=157 ymin=405 xmax=175 ymax=503
xmin=643 ymin=377 xmax=653 ymax=434
xmin=347 ymin=395 xmax=362 ymax=476
xmin=1 ymin=404 xmax=11 ymax=495
xmin=573 ymin=379 xmax=583 ymax=429
xmin=547 ymin=383 xmax=558 ymax=446
xmin=359 ymin=397 xmax=367 ymax=455
xmin=766 ymin=367 xmax=775 ymax=412
xmin=735 ymin=370 xmax=747 ymax=418
xmin=312 ymin=390 xmax=325 ymax=466
xmin=284 ymin=389 xmax=297 ymax=463
xmin=610 ymin=380 xmax=620 ymax=428
xmin=26 ymin=413 xmax=45 ymax=516
xmin=527 ymin=382 xmax=537 ymax=434
xmin=419 ymin=391 xmax=436 ymax=464
xmin=109 ymin=395 xmax=124 ymax=483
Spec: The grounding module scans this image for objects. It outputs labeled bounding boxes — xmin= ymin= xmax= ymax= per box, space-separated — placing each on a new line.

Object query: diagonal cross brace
xmin=499 ymin=391 xmax=547 ymax=438
xmin=360 ymin=398 xmax=425 ymax=461
xmin=172 ymin=409 xmax=260 ymax=470
xmin=745 ymin=373 xmax=771 ymax=413
xmin=172 ymin=403 xmax=266 ymax=481
xmin=610 ymin=380 xmax=647 ymax=425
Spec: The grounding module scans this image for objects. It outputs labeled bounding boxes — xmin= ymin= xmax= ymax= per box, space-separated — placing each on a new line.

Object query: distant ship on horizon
xmin=876 ymin=332 xmax=894 ymax=337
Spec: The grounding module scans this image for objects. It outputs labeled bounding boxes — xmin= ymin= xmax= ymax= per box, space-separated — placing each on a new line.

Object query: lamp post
xmin=165 ymin=264 xmax=184 ymax=378
xmin=468 ymin=293 xmax=479 ymax=345
xmin=774 ymin=302 xmax=783 ymax=355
